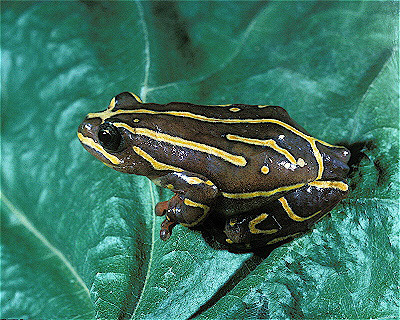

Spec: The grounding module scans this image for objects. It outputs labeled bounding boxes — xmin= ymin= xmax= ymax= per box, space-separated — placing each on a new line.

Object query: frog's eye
xmin=98 ymin=123 xmax=123 ymax=152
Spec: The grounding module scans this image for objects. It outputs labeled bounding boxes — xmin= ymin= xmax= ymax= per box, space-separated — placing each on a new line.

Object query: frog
xmin=78 ymin=92 xmax=350 ymax=250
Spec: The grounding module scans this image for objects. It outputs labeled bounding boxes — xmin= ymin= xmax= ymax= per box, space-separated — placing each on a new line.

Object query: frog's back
xmin=90 ymin=94 xmax=348 ymax=194
xmin=132 ymin=101 xmax=307 ymax=136
xmin=113 ymin=101 xmax=326 ymax=188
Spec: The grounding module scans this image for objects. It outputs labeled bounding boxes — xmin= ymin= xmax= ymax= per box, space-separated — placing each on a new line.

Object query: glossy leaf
xmin=1 ymin=1 xmax=398 ymax=319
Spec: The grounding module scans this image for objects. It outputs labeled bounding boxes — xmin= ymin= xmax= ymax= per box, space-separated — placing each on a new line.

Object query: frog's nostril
xmin=78 ymin=117 xmax=102 ymax=136
xmin=78 ymin=119 xmax=97 ymax=136
xmin=78 ymin=121 xmax=88 ymax=135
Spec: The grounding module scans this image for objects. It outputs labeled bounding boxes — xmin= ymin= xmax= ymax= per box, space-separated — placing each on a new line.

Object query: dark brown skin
xmin=78 ymin=92 xmax=350 ymax=248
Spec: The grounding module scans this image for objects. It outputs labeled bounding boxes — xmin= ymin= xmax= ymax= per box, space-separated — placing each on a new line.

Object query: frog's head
xmin=78 ymin=92 xmax=151 ymax=175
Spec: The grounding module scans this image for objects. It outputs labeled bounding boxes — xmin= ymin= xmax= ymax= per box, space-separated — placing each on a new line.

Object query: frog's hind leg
xmin=224 ymin=180 xmax=349 ymax=250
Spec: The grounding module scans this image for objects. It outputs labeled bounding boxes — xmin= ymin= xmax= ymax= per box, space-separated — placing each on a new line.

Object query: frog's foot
xmin=155 ymin=194 xmax=184 ymax=240
xmin=155 ymin=192 xmax=212 ymax=240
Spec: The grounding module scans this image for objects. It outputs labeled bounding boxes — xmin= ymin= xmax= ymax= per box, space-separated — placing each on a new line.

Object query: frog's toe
xmin=160 ymin=218 xmax=177 ymax=241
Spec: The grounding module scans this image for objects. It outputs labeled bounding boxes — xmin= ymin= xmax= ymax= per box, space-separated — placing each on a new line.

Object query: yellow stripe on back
xmin=114 ymin=122 xmax=247 ymax=167
xmin=308 ymin=180 xmax=348 ymax=191
xmin=222 ymin=183 xmax=305 ymax=199
xmin=226 ymin=134 xmax=297 ymax=164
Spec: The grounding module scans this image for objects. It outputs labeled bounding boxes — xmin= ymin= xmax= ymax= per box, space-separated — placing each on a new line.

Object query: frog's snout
xmin=77 ymin=121 xmax=86 ymax=137
xmin=77 ymin=117 xmax=102 ymax=156
xmin=78 ymin=117 xmax=101 ymax=141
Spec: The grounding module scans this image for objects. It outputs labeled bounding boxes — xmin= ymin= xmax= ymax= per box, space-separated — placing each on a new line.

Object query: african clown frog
xmin=78 ymin=92 xmax=350 ymax=250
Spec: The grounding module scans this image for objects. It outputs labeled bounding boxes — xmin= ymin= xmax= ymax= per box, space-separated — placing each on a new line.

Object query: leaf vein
xmin=136 ymin=0 xmax=151 ymax=102
xmin=130 ymin=179 xmax=157 ymax=319
xmin=0 ymin=191 xmax=91 ymax=299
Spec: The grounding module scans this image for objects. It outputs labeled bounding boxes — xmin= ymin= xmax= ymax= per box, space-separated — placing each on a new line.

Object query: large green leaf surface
xmin=1 ymin=1 xmax=399 ymax=319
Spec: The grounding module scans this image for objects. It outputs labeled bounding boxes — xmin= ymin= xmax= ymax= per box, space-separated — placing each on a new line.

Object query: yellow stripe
xmin=278 ymin=197 xmax=322 ymax=222
xmin=173 ymin=173 xmax=215 ymax=186
xmin=77 ymin=132 xmax=121 ymax=165
xmin=205 ymin=180 xmax=215 ymax=186
xmin=309 ymin=140 xmax=324 ymax=180
xmin=108 ymin=97 xmax=116 ymax=109
xmin=129 ymin=92 xmax=143 ymax=103
xmin=181 ymin=199 xmax=210 ymax=227
xmin=227 ymin=134 xmax=297 ymax=164
xmin=133 ymin=147 xmax=217 ymax=187
xmin=222 ymin=183 xmax=305 ymax=199
xmin=179 ymin=176 xmax=215 ymax=186
xmin=107 ymin=92 xmax=142 ymax=110
xmin=132 ymin=146 xmax=184 ymax=172
xmin=229 ymin=219 xmax=237 ymax=227
xmin=278 ymin=197 xmax=299 ymax=221
xmin=185 ymin=176 xmax=204 ymax=185
xmin=114 ymin=123 xmax=247 ymax=167
xmin=308 ymin=180 xmax=348 ymax=191
xmin=248 ymin=213 xmax=279 ymax=234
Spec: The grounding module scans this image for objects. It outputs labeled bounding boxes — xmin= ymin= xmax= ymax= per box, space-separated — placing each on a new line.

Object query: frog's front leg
xmin=224 ymin=180 xmax=349 ymax=249
xmin=153 ymin=171 xmax=219 ymax=240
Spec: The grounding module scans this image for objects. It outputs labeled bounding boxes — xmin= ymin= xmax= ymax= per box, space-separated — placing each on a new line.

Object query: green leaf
xmin=1 ymin=1 xmax=398 ymax=319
